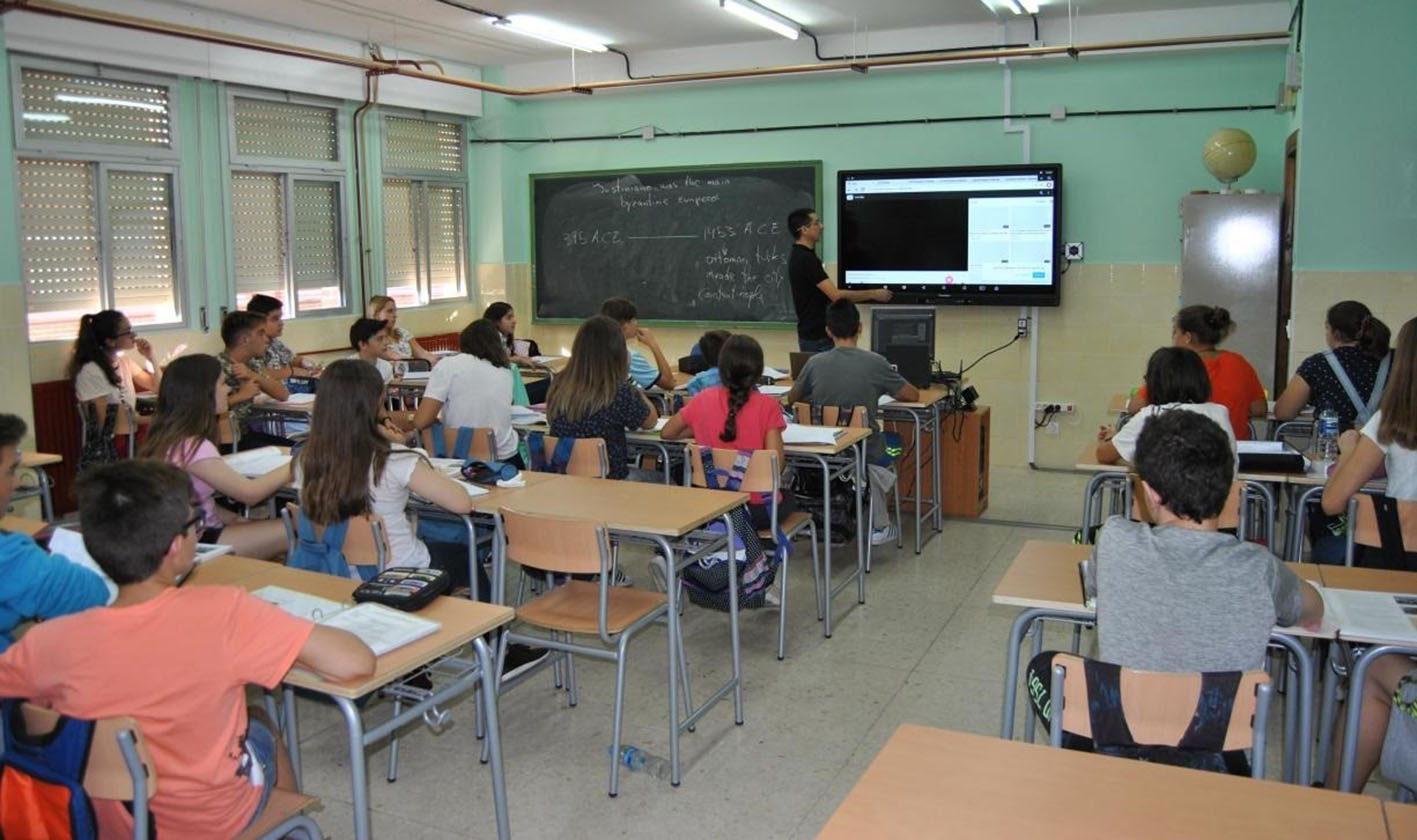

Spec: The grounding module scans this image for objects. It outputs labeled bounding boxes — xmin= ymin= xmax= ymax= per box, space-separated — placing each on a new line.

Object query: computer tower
xmin=870 ymin=307 xmax=935 ymax=388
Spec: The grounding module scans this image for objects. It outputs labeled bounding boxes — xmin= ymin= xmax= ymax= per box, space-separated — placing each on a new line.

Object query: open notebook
xmin=253 ymin=585 xmax=442 ymax=656
xmin=782 ymin=424 xmax=845 ymax=445
xmin=1324 ymin=588 xmax=1417 ymax=646
xmin=48 ymin=526 xmax=232 ymax=604
xmin=222 ymin=446 xmax=292 ymax=477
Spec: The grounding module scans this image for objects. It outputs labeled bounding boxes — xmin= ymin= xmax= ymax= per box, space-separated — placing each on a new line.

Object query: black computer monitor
xmin=870 ymin=307 xmax=935 ymax=388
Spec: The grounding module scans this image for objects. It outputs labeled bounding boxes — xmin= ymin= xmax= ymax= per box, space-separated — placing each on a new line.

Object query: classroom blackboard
xmin=531 ymin=162 xmax=820 ymax=325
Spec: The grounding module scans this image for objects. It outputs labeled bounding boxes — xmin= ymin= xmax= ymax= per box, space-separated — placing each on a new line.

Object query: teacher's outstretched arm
xmin=816 ymin=278 xmax=892 ymax=305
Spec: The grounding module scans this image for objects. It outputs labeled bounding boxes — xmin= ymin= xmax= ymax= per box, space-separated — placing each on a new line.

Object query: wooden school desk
xmin=815 ymin=725 xmax=1388 ymax=840
xmin=992 ymin=540 xmax=1326 ymax=784
xmin=189 ymin=557 xmax=515 ymax=840
xmin=0 ymin=515 xmax=49 ymax=538
xmin=475 ymin=472 xmax=747 ymax=787
xmin=18 ymin=451 xmax=62 ymax=521
xmin=1386 ymin=801 xmax=1417 ymax=840
xmin=879 ymin=388 xmax=946 ymax=553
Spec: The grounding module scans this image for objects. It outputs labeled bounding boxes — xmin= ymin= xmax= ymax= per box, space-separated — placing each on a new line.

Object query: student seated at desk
xmin=547 ymin=315 xmax=659 ymax=481
xmin=68 ymin=309 xmax=161 ymax=467
xmin=349 ymin=317 xmax=397 ymax=386
xmin=1275 ymin=301 xmax=1392 ymax=430
xmin=1127 ymin=305 xmax=1265 ymax=441
xmin=484 ymin=301 xmax=540 ymax=368
xmin=1032 ymin=410 xmax=1322 ymax=769
xmin=413 ymin=320 xmax=522 ymax=468
xmin=599 ymin=297 xmax=674 ymax=390
xmin=139 ymin=355 xmax=289 ymax=560
xmin=1322 ymin=316 xmax=1417 ymax=570
xmin=246 ymin=294 xmax=322 ymax=379
xmin=663 ymin=334 xmax=795 ymax=529
xmin=685 ymin=329 xmax=730 ymax=397
xmin=1097 ymin=347 xmax=1235 ymax=465
xmin=0 ymin=460 xmax=375 ymax=839
xmin=218 ymin=311 xmax=291 ymax=450
xmin=785 ymin=299 xmax=918 ymax=546
xmin=368 ymin=295 xmax=438 ymax=367
xmin=0 ymin=413 xmax=109 ymax=651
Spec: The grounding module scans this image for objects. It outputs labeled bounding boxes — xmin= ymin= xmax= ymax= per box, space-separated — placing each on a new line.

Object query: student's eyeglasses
xmin=181 ymin=506 xmax=204 ymax=538
xmin=114 ymin=330 xmax=136 ymax=339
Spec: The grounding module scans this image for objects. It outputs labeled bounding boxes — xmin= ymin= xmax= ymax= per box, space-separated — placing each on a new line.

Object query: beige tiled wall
xmin=1288 ymin=271 xmax=1417 ymax=376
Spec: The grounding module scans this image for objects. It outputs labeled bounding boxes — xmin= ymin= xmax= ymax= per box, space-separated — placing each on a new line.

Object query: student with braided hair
xmin=663 ymin=334 xmax=794 ymax=530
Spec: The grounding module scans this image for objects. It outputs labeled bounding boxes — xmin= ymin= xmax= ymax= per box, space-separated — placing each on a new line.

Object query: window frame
xmin=379 ymin=108 xmax=470 ymax=306
xmin=10 ymin=55 xmax=181 ymax=162
xmin=225 ymin=88 xmax=352 ymax=315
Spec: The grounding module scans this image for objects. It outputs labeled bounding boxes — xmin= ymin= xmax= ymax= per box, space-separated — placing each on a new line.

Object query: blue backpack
xmin=680 ymin=447 xmax=788 ymax=611
xmin=426 ymin=424 xmax=480 ymax=460
xmin=288 ymin=512 xmax=378 ymax=581
xmin=527 ymin=431 xmax=576 ymax=474
xmin=0 ymin=699 xmax=99 ymax=840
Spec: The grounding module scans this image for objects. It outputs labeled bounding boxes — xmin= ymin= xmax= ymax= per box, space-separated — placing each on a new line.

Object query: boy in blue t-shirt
xmin=686 ymin=330 xmax=731 ymax=396
xmin=0 ymin=413 xmax=109 ymax=651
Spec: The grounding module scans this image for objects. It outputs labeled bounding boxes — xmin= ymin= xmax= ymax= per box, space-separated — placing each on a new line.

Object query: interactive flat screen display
xmin=838 ymin=164 xmax=1062 ymax=306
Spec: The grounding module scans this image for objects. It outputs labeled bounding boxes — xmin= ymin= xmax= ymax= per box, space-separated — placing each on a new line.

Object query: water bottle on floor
xmin=609 ymin=745 xmax=670 ymax=780
xmin=1315 ymin=409 xmax=1340 ymax=469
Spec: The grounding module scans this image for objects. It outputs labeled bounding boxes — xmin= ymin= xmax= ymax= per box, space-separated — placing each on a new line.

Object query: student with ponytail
xmin=67 ymin=309 xmax=160 ymax=467
xmin=1275 ymin=300 xmax=1393 ymax=430
xmin=663 ymin=334 xmax=792 ymax=528
xmin=1127 ymin=305 xmax=1267 ymax=441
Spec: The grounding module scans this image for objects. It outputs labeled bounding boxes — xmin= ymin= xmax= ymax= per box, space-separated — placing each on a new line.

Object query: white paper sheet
xmin=532 ymin=355 xmax=563 ymax=364
xmin=222 ymin=447 xmax=292 ymax=477
xmin=253 ymin=585 xmax=349 ymax=622
xmin=761 ymin=366 xmax=788 ymax=381
xmin=509 ymin=406 xmax=547 ymax=425
xmin=319 ymin=602 xmax=441 ymax=656
xmin=1325 ymin=588 xmax=1417 ymax=645
xmin=782 ymin=424 xmax=844 ymax=445
xmin=759 ymin=385 xmax=790 ymax=396
xmin=654 ymin=417 xmax=670 ymax=431
xmin=455 ymin=480 xmax=490 ymax=498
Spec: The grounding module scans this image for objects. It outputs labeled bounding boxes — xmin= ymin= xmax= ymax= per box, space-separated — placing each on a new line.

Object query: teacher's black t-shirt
xmin=788 ymin=243 xmax=830 ymax=341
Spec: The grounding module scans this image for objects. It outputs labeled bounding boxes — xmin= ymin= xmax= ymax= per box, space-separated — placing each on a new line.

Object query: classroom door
xmin=1179 ymin=193 xmax=1283 ymax=394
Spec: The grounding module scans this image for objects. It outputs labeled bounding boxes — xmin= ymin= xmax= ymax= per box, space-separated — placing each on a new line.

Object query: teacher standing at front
xmin=787 ymin=208 xmax=892 ymax=352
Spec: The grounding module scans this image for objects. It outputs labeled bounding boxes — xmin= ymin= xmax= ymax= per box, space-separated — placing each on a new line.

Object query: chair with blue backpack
xmin=527 ymin=431 xmax=609 ymax=478
xmin=0 ymin=700 xmax=325 ymax=840
xmin=279 ymin=503 xmax=388 ymax=582
xmin=687 ymin=446 xmax=818 ymax=660
xmin=420 ymin=424 xmax=496 ymax=462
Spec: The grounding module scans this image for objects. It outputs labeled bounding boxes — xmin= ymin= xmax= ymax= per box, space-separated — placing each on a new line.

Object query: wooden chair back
xmin=1051 ymin=653 xmax=1269 ymax=752
xmin=1352 ymin=493 xmax=1417 ymax=552
xmin=1130 ymin=474 xmax=1243 ymax=530
xmin=501 ymin=508 xmax=609 ymax=576
xmin=687 ymin=447 xmax=779 ymax=495
xmin=790 ymin=402 xmax=868 ymax=428
xmin=419 ymin=426 xmax=496 ymax=461
xmin=281 ymin=503 xmax=389 ymax=578
xmin=536 ymin=435 xmax=609 ymax=478
xmin=18 ymin=703 xmax=157 ymax=801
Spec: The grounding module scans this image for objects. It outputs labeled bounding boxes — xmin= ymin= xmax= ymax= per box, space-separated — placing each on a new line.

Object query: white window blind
xmin=292 ymin=180 xmax=342 ymax=310
xmin=233 ymin=97 xmax=338 ymax=162
xmin=17 ymin=159 xmax=102 ymax=342
xmin=106 ymin=170 xmax=178 ymax=325
xmin=381 ymin=178 xmax=421 ymax=307
xmin=384 ymin=116 xmax=463 ymax=175
xmin=231 ymin=171 xmax=286 ymax=306
xmin=19 ymin=68 xmax=171 ymax=150
xmin=425 ymin=184 xmax=466 ymax=300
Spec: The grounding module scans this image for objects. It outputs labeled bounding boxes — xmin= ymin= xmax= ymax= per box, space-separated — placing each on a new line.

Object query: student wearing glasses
xmin=786 ymin=207 xmax=891 ymax=353
xmin=67 ymin=309 xmax=161 ymax=468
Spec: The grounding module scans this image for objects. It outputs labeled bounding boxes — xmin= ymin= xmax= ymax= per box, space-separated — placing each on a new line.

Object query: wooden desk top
xmin=491 ymin=473 xmax=747 ymax=537
xmin=1320 ymin=565 xmax=1417 ymax=594
xmin=0 ymin=516 xmax=49 ymax=537
xmin=182 ymin=554 xmax=280 ymax=588
xmin=817 ymin=725 xmax=1388 ymax=840
xmin=880 ymin=388 xmax=949 ymax=409
xmin=206 ymin=562 xmax=513 ymax=699
xmin=994 ymin=540 xmax=1329 ymax=636
xmin=20 ymin=452 xmax=62 ymax=468
xmin=1075 ymin=444 xmax=1303 ymax=485
xmin=1385 ymin=801 xmax=1417 ymax=840
xmin=783 ymin=425 xmax=872 ymax=456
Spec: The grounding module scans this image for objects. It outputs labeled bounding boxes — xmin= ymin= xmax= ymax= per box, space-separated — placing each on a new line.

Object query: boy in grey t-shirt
xmin=786 ymin=300 xmax=919 ymax=543
xmin=1084 ymin=409 xmax=1323 ymax=672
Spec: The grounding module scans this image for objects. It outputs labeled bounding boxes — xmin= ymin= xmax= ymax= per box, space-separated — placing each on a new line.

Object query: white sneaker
xmin=870 ymin=524 xmax=898 ymax=546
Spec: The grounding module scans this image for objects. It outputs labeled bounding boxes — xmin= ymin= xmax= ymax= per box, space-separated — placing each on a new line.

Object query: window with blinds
xmin=227 ymin=93 xmax=347 ymax=313
xmin=381 ymin=179 xmax=466 ymax=307
xmin=15 ymin=62 xmax=183 ymax=341
xmin=383 ymin=115 xmax=463 ymax=175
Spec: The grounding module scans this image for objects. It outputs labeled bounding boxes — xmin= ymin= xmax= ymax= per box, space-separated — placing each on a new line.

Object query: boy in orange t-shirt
xmin=0 ymin=461 xmax=375 ymax=838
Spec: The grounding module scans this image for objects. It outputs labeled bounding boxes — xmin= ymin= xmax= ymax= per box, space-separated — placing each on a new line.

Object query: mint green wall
xmin=1293 ymin=0 xmax=1417 ymax=271
xmin=0 ymin=20 xmax=21 ymax=288
xmin=474 ymin=47 xmax=1288 ymax=267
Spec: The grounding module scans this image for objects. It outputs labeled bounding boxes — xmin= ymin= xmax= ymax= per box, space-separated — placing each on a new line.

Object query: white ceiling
xmin=164 ymin=0 xmax=1286 ymax=65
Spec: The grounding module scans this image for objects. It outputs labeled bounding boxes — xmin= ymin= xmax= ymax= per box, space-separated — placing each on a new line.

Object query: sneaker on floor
xmin=501 ymin=644 xmax=550 ymax=681
xmin=610 ymin=565 xmax=634 ymax=588
xmin=763 ymin=587 xmax=781 ymax=607
xmin=870 ymin=524 xmax=898 ymax=546
xmin=648 ymin=554 xmax=668 ymax=592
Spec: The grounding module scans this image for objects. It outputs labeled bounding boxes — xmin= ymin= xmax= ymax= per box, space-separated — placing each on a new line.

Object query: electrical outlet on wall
xmin=1034 ymin=402 xmax=1075 ymax=414
xmin=1045 ymin=421 xmax=1061 ymax=435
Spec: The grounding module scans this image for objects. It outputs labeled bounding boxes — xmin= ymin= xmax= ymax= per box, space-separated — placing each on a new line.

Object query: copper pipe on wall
xmin=0 ymin=0 xmax=1288 ymax=98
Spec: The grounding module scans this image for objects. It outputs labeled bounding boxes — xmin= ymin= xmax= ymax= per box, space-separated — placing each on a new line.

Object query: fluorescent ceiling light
xmin=1020 ymin=0 xmax=1040 ymax=12
xmin=489 ymin=15 xmax=608 ymax=53
xmin=55 ymin=93 xmax=165 ymax=112
xmin=22 ymin=112 xmax=71 ymax=122
xmin=720 ymin=0 xmax=801 ymax=40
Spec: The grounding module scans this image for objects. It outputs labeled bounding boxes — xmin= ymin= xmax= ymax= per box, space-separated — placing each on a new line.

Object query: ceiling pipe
xmin=0 ymin=0 xmax=1288 ymax=98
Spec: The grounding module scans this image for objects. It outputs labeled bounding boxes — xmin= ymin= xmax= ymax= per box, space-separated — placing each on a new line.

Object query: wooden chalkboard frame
xmin=529 ymin=160 xmax=822 ymax=328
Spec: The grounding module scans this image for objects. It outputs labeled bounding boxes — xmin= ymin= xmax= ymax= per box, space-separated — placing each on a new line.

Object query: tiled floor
xmin=274 ymin=466 xmax=1151 ymax=838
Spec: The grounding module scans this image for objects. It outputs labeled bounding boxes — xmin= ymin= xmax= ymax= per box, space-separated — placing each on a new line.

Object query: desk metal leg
xmin=34 ymin=466 xmax=53 ymax=522
xmin=333 ymin=697 xmax=372 ymax=840
xmin=1290 ymin=485 xmax=1324 ymax=563
xmin=1269 ymin=634 xmax=1313 ymax=786
xmin=1314 ymin=641 xmax=1341 ymax=785
xmin=281 ymin=686 xmax=302 ymax=790
xmin=910 ymin=409 xmax=923 ymax=554
xmin=472 ymin=636 xmax=511 ymax=840
xmin=1001 ymin=608 xmax=1052 ymax=740
xmin=932 ymin=404 xmax=943 ymax=533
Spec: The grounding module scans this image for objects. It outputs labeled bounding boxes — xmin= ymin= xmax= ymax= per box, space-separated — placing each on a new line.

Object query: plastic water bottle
xmin=609 ymin=745 xmax=670 ymax=780
xmin=1315 ymin=409 xmax=1341 ymax=465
